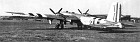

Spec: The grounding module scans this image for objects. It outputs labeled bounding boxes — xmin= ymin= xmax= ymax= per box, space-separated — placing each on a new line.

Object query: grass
xmin=0 ymin=20 xmax=139 ymax=42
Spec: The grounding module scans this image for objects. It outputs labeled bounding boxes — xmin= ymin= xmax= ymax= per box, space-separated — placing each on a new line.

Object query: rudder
xmin=106 ymin=2 xmax=121 ymax=22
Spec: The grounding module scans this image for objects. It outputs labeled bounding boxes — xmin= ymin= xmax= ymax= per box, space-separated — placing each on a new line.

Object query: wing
xmin=4 ymin=12 xmax=36 ymax=19
xmin=44 ymin=14 xmax=64 ymax=19
xmin=6 ymin=12 xmax=26 ymax=15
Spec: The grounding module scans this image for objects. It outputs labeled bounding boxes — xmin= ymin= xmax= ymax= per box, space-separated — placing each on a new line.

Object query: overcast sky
xmin=0 ymin=0 xmax=140 ymax=17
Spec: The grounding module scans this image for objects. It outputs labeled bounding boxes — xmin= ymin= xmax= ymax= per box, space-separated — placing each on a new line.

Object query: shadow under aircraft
xmin=122 ymin=23 xmax=136 ymax=27
xmin=25 ymin=26 xmax=140 ymax=33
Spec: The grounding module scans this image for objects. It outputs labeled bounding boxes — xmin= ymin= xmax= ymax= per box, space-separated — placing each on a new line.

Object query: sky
xmin=0 ymin=0 xmax=140 ymax=17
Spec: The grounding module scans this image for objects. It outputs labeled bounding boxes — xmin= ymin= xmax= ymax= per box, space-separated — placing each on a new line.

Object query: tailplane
xmin=106 ymin=2 xmax=121 ymax=22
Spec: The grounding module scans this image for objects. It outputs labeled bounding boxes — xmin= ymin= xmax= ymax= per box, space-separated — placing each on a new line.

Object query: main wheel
xmin=60 ymin=24 xmax=64 ymax=29
xmin=55 ymin=23 xmax=60 ymax=29
xmin=119 ymin=25 xmax=125 ymax=29
xmin=119 ymin=23 xmax=125 ymax=29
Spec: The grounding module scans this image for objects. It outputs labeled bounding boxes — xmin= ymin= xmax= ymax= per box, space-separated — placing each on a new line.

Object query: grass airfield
xmin=0 ymin=20 xmax=139 ymax=42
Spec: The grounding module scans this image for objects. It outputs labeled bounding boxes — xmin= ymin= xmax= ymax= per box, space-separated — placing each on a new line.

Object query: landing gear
xmin=76 ymin=23 xmax=83 ymax=30
xmin=60 ymin=23 xmax=64 ymax=29
xmin=55 ymin=23 xmax=60 ymax=29
xmin=55 ymin=20 xmax=64 ymax=29
xmin=118 ymin=23 xmax=125 ymax=29
xmin=101 ymin=26 xmax=107 ymax=29
xmin=119 ymin=25 xmax=125 ymax=29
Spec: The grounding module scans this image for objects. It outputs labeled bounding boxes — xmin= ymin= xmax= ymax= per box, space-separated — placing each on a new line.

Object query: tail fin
xmin=106 ymin=2 xmax=121 ymax=22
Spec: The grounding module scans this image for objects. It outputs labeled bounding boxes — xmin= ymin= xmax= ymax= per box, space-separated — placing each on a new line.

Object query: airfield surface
xmin=0 ymin=20 xmax=139 ymax=42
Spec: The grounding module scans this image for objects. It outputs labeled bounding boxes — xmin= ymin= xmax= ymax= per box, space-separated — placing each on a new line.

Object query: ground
xmin=0 ymin=20 xmax=139 ymax=42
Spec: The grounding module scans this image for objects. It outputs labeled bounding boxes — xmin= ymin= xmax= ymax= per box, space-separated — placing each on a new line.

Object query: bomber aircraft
xmin=5 ymin=2 xmax=125 ymax=29
xmin=33 ymin=2 xmax=124 ymax=29
xmin=71 ymin=2 xmax=124 ymax=29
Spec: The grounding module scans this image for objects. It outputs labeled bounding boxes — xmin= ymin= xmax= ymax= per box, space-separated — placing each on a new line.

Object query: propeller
xmin=49 ymin=8 xmax=63 ymax=14
xmin=78 ymin=9 xmax=82 ymax=14
xmin=57 ymin=8 xmax=63 ymax=13
xmin=78 ymin=9 xmax=89 ymax=15
xmin=49 ymin=8 xmax=56 ymax=14
xmin=84 ymin=9 xmax=89 ymax=14
xmin=49 ymin=8 xmax=68 ymax=25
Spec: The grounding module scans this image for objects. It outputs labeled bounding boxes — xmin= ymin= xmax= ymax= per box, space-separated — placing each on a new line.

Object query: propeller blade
xmin=85 ymin=9 xmax=89 ymax=14
xmin=49 ymin=8 xmax=56 ymax=14
xmin=57 ymin=8 xmax=63 ymax=13
xmin=78 ymin=9 xmax=82 ymax=14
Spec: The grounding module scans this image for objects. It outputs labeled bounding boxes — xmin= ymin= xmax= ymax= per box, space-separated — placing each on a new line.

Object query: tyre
xmin=55 ymin=23 xmax=60 ymax=29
